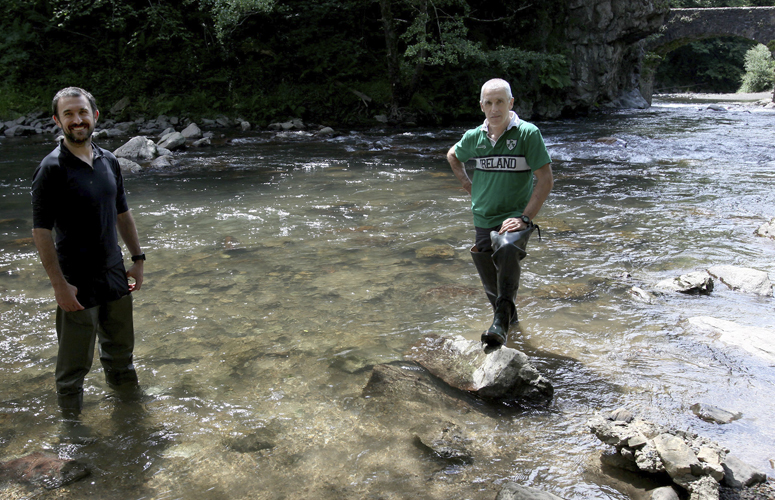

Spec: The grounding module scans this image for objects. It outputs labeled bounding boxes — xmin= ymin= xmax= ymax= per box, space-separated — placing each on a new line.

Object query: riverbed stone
xmin=721 ymin=455 xmax=767 ymax=489
xmin=362 ymin=361 xmax=477 ymax=409
xmin=158 ymin=131 xmax=186 ymax=151
xmin=587 ymin=410 xmax=755 ymax=500
xmin=652 ymin=433 xmax=702 ymax=486
xmin=118 ymin=157 xmax=143 ymax=174
xmin=687 ymin=317 xmax=775 ymax=363
xmin=690 ymin=403 xmax=741 ymax=425
xmin=495 ymin=482 xmax=566 ymax=500
xmin=0 ymin=451 xmax=90 ymax=489
xmin=414 ymin=245 xmax=455 ymax=259
xmin=755 ymin=218 xmax=775 ymax=239
xmin=181 ymin=122 xmax=203 ymax=139
xmin=413 ymin=421 xmax=474 ymax=463
xmin=706 ymin=265 xmax=772 ymax=296
xmin=656 ymin=271 xmax=713 ymax=295
xmin=651 ymin=486 xmax=680 ymax=500
xmin=114 ymin=136 xmax=159 ymax=160
xmin=406 ymin=334 xmax=553 ymax=402
xmin=150 ymin=155 xmax=175 ymax=169
xmin=532 ymin=282 xmax=595 ymax=300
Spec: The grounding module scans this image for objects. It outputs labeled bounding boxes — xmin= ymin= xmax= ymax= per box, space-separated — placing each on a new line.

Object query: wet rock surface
xmin=707 ymin=265 xmax=773 ymax=297
xmin=589 ymin=409 xmax=769 ymax=500
xmin=0 ymin=451 xmax=90 ymax=489
xmin=495 ymin=482 xmax=566 ymax=499
xmin=406 ymin=334 xmax=554 ymax=403
xmin=656 ymin=271 xmax=714 ymax=295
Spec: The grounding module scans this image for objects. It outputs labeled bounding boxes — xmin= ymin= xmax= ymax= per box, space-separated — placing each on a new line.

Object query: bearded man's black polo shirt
xmin=32 ymin=142 xmax=129 ymax=281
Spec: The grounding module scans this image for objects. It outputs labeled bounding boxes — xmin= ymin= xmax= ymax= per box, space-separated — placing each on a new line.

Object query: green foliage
xmin=738 ymin=44 xmax=775 ymax=92
xmin=400 ymin=0 xmax=482 ymax=66
xmin=0 ymin=0 xmax=569 ymax=124
xmin=654 ymin=38 xmax=755 ymax=92
xmin=197 ymin=0 xmax=276 ymax=40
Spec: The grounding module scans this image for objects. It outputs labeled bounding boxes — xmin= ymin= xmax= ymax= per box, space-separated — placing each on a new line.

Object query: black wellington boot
xmin=481 ymin=225 xmax=535 ymax=347
xmin=470 ymin=246 xmax=497 ymax=309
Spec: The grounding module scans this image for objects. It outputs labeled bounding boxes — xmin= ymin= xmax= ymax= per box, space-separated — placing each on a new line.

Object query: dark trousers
xmin=55 ymin=293 xmax=138 ymax=410
xmin=474 ymin=225 xmax=501 ymax=253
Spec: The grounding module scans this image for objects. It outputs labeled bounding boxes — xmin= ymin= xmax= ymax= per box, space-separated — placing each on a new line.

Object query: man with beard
xmin=32 ymin=87 xmax=146 ymax=415
xmin=447 ymin=78 xmax=553 ymax=347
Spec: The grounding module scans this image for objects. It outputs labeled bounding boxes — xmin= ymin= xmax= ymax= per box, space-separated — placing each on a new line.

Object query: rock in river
xmin=0 ymin=451 xmax=89 ymax=489
xmin=407 ymin=334 xmax=553 ymax=403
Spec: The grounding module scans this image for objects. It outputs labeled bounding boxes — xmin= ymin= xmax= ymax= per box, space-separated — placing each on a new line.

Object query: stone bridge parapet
xmin=648 ymin=7 xmax=775 ymax=54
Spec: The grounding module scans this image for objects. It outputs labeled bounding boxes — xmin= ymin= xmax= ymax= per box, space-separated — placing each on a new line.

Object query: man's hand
xmin=498 ymin=217 xmax=528 ymax=234
xmin=447 ymin=147 xmax=472 ymax=195
xmin=54 ymin=282 xmax=84 ymax=312
xmin=126 ymin=261 xmax=144 ymax=292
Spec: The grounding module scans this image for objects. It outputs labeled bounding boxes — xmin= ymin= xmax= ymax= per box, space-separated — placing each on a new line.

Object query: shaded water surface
xmin=1 ymin=99 xmax=774 ymax=499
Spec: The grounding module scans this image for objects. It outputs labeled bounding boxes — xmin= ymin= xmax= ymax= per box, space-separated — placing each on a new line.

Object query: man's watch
xmin=131 ymin=253 xmax=146 ymax=262
xmin=519 ymin=215 xmax=531 ymax=225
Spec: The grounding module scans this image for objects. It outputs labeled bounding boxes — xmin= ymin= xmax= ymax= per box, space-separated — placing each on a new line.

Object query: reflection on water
xmin=1 ymin=100 xmax=774 ymax=499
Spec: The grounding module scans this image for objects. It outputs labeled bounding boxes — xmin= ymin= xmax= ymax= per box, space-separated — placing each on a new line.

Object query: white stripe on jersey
xmin=474 ymin=156 xmax=530 ymax=172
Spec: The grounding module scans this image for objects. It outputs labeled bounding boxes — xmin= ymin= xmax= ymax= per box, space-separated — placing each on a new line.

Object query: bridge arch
xmin=640 ymin=7 xmax=775 ymax=102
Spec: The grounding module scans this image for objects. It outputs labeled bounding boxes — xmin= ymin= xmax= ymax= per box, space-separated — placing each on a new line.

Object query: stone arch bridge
xmin=640 ymin=6 xmax=775 ymax=102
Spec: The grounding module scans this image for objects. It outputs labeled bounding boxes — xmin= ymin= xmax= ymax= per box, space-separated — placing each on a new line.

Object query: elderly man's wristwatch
xmin=519 ymin=215 xmax=531 ymax=225
xmin=131 ymin=253 xmax=146 ymax=262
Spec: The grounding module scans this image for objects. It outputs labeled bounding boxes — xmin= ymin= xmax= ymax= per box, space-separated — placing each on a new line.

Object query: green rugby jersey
xmin=454 ymin=114 xmax=551 ymax=228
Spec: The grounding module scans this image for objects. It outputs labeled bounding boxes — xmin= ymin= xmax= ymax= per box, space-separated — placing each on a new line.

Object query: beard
xmin=62 ymin=123 xmax=94 ymax=145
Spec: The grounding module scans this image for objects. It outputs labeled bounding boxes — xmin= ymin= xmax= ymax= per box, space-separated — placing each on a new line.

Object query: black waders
xmin=472 ymin=224 xmax=535 ymax=347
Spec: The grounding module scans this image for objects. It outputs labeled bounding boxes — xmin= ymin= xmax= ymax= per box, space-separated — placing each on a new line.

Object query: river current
xmin=1 ymin=97 xmax=774 ymax=499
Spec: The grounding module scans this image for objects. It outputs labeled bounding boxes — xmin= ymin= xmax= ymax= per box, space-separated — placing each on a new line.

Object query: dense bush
xmin=0 ymin=0 xmax=571 ymax=125
xmin=738 ymin=44 xmax=775 ymax=92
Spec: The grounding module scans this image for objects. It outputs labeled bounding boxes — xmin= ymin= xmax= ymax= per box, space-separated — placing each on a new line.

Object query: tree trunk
xmin=379 ymin=0 xmax=406 ymax=119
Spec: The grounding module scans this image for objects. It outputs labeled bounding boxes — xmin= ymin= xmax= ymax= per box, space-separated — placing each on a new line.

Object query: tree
xmin=738 ymin=44 xmax=775 ymax=92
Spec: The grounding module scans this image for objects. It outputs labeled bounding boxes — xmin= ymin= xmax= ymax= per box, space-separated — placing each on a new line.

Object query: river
xmin=1 ymin=96 xmax=774 ymax=499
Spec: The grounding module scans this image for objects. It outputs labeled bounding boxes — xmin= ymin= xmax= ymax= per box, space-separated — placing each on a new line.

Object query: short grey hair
xmin=52 ymin=87 xmax=97 ymax=117
xmin=479 ymin=79 xmax=513 ymax=103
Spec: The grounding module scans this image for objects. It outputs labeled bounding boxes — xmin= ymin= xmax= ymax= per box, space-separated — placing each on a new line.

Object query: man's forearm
xmin=447 ymin=147 xmax=472 ymax=193
xmin=32 ymin=228 xmax=67 ymax=288
xmin=522 ymin=164 xmax=553 ymax=221
xmin=116 ymin=211 xmax=142 ymax=256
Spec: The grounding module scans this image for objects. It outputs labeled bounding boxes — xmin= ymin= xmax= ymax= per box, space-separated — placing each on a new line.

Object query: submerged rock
xmin=687 ymin=317 xmax=775 ymax=363
xmin=407 ymin=334 xmax=553 ymax=403
xmin=413 ymin=421 xmax=474 ymax=463
xmin=414 ymin=245 xmax=456 ymax=259
xmin=690 ymin=403 xmax=742 ymax=425
xmin=495 ymin=482 xmax=566 ymax=500
xmin=0 ymin=451 xmax=90 ymax=489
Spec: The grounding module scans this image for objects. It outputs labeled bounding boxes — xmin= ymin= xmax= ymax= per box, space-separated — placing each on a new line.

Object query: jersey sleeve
xmin=31 ymin=159 xmax=60 ymax=230
xmin=525 ymin=127 xmax=552 ymax=172
xmin=453 ymin=129 xmax=478 ymax=163
xmin=107 ymin=153 xmax=130 ymax=215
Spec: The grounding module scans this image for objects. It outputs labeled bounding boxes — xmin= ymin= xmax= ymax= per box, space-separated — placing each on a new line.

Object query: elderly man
xmin=32 ymin=87 xmax=146 ymax=415
xmin=447 ymin=78 xmax=553 ymax=347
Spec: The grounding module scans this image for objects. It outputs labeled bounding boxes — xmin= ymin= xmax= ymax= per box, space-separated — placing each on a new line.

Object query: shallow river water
xmin=1 ymin=97 xmax=774 ymax=499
